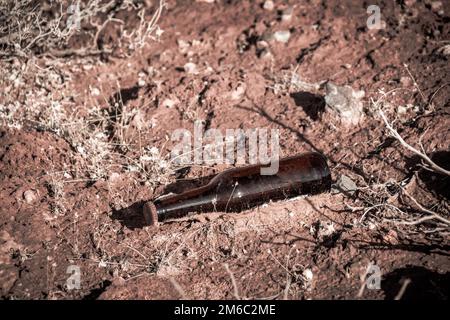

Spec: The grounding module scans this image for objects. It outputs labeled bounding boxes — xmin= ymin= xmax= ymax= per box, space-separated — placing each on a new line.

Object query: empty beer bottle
xmin=143 ymin=152 xmax=331 ymax=225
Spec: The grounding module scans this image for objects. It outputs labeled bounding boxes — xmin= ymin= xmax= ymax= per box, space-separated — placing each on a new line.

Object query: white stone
xmin=91 ymin=87 xmax=100 ymax=96
xmin=161 ymin=98 xmax=178 ymax=108
xmin=177 ymin=39 xmax=190 ymax=53
xmin=23 ymin=190 xmax=37 ymax=204
xmin=325 ymin=82 xmax=365 ymax=126
xmin=397 ymin=105 xmax=408 ymax=115
xmin=273 ymin=30 xmax=291 ymax=43
xmin=263 ymin=0 xmax=274 ymax=11
xmin=303 ymin=268 xmax=313 ymax=281
xmin=336 ymin=174 xmax=358 ymax=195
xmin=184 ymin=62 xmax=199 ymax=74
xmin=230 ymin=83 xmax=246 ymax=100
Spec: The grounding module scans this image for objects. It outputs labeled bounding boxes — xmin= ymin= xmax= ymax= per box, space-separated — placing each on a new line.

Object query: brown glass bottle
xmin=143 ymin=152 xmax=331 ymax=225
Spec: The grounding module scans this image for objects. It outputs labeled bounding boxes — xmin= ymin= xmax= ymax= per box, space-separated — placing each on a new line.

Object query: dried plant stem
xmin=399 ymin=188 xmax=450 ymax=226
xmin=378 ymin=109 xmax=450 ymax=177
xmin=223 ymin=263 xmax=241 ymax=300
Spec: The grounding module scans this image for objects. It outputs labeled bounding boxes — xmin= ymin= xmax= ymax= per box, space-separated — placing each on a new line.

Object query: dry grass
xmin=343 ymin=88 xmax=450 ymax=236
xmin=0 ymin=0 xmax=170 ymax=187
xmin=0 ymin=0 xmax=166 ymax=59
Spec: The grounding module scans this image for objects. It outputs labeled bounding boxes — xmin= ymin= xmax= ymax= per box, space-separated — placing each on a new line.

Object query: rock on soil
xmin=273 ymin=30 xmax=291 ymax=43
xmin=325 ymin=82 xmax=365 ymax=126
xmin=23 ymin=190 xmax=37 ymax=204
xmin=336 ymin=175 xmax=358 ymax=195
xmin=263 ymin=0 xmax=275 ymax=11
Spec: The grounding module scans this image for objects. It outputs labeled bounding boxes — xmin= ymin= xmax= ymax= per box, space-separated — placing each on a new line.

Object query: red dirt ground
xmin=1 ymin=0 xmax=449 ymax=299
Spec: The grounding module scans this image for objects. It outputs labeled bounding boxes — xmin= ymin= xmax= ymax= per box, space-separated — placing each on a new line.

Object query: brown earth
xmin=1 ymin=0 xmax=449 ymax=300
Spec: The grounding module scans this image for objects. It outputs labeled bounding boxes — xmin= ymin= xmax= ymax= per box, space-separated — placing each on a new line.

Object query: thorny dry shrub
xmin=4 ymin=93 xmax=172 ymax=184
xmin=0 ymin=0 xmax=165 ymax=58
xmin=0 ymin=0 xmax=173 ymax=279
xmin=0 ymin=1 xmax=171 ymax=199
xmin=345 ymin=89 xmax=450 ymax=236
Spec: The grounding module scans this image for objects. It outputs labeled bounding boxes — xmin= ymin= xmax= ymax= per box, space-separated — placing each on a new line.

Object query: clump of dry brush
xmin=0 ymin=0 xmax=165 ymax=59
xmin=0 ymin=0 xmax=171 ymax=198
xmin=350 ymin=89 xmax=450 ymax=236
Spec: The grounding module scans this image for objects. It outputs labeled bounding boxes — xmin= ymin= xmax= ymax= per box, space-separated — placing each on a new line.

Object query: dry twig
xmin=378 ymin=109 xmax=450 ymax=176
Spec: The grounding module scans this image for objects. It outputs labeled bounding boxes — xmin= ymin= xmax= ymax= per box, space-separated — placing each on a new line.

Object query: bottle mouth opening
xmin=143 ymin=201 xmax=158 ymax=226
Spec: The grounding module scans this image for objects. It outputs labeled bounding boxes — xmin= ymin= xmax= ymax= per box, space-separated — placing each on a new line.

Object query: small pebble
xmin=230 ymin=83 xmax=246 ymax=100
xmin=337 ymin=175 xmax=358 ymax=195
xmin=397 ymin=105 xmax=408 ymax=115
xmin=23 ymin=190 xmax=37 ymax=204
xmin=161 ymin=98 xmax=178 ymax=108
xmin=273 ymin=30 xmax=291 ymax=43
xmin=303 ymin=268 xmax=313 ymax=281
xmin=325 ymin=82 xmax=365 ymax=126
xmin=184 ymin=62 xmax=198 ymax=74
xmin=90 ymin=87 xmax=100 ymax=96
xmin=263 ymin=0 xmax=274 ymax=11
xmin=177 ymin=39 xmax=190 ymax=53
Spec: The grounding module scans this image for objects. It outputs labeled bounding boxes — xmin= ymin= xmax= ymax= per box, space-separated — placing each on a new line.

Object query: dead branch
xmin=223 ymin=263 xmax=241 ymax=300
xmin=399 ymin=187 xmax=450 ymax=226
xmin=378 ymin=109 xmax=450 ymax=177
xmin=394 ymin=278 xmax=411 ymax=300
